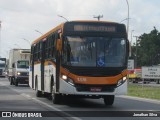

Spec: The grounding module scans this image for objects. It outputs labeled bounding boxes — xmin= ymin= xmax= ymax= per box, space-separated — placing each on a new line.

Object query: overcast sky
xmin=0 ymin=0 xmax=160 ymax=58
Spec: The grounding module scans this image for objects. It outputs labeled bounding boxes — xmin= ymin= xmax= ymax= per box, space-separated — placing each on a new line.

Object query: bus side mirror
xmin=56 ymin=39 xmax=62 ymax=51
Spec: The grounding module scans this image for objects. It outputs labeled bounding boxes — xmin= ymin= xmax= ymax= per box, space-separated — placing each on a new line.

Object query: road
xmin=0 ymin=77 xmax=160 ymax=120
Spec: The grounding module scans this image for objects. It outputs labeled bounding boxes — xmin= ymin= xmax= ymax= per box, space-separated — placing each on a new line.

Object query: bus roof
xmin=32 ymin=23 xmax=65 ymax=45
xmin=32 ymin=20 xmax=125 ymax=45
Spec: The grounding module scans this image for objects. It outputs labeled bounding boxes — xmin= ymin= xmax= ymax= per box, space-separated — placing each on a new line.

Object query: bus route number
xmin=77 ymin=78 xmax=87 ymax=82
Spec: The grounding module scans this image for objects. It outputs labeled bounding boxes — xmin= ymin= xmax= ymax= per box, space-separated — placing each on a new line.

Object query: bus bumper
xmin=59 ymin=79 xmax=127 ymax=95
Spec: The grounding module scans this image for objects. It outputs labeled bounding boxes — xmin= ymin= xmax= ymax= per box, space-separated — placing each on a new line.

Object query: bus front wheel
xmin=103 ymin=95 xmax=115 ymax=106
xmin=51 ymin=86 xmax=61 ymax=104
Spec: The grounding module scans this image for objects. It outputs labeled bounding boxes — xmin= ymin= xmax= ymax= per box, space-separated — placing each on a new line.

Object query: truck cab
xmin=0 ymin=61 xmax=6 ymax=77
xmin=0 ymin=58 xmax=7 ymax=77
xmin=10 ymin=60 xmax=29 ymax=86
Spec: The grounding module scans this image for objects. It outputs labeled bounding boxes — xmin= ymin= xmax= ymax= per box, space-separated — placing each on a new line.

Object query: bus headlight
xmin=62 ymin=75 xmax=67 ymax=80
xmin=123 ymin=76 xmax=127 ymax=81
xmin=62 ymin=75 xmax=74 ymax=86
xmin=117 ymin=76 xmax=127 ymax=87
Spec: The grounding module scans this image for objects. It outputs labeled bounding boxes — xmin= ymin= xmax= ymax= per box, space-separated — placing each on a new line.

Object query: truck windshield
xmin=17 ymin=61 xmax=29 ymax=68
xmin=62 ymin=36 xmax=126 ymax=67
xmin=0 ymin=64 xmax=5 ymax=67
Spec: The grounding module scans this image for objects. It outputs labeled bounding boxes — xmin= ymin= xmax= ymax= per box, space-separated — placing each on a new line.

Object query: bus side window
xmin=30 ymin=46 xmax=34 ymax=64
xmin=34 ymin=44 xmax=38 ymax=61
xmin=45 ymin=39 xmax=49 ymax=59
xmin=47 ymin=34 xmax=55 ymax=59
xmin=52 ymin=34 xmax=56 ymax=59
xmin=37 ymin=42 xmax=40 ymax=61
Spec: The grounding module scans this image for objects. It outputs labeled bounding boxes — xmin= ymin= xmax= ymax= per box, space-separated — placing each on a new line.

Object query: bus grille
xmin=20 ymin=72 xmax=28 ymax=76
xmin=63 ymin=66 xmax=124 ymax=77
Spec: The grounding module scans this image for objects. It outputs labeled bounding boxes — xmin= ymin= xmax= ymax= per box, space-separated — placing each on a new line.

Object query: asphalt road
xmin=0 ymin=77 xmax=160 ymax=120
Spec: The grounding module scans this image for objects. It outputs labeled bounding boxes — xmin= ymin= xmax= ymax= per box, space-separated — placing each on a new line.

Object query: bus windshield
xmin=62 ymin=36 xmax=126 ymax=67
xmin=17 ymin=61 xmax=29 ymax=68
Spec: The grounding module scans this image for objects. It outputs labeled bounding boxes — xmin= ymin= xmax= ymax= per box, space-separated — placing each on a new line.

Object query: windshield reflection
xmin=62 ymin=36 xmax=126 ymax=67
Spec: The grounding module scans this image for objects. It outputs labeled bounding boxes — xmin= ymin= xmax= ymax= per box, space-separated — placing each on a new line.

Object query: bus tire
xmin=35 ymin=76 xmax=42 ymax=97
xmin=51 ymin=86 xmax=61 ymax=104
xmin=36 ymin=90 xmax=42 ymax=97
xmin=103 ymin=95 xmax=114 ymax=106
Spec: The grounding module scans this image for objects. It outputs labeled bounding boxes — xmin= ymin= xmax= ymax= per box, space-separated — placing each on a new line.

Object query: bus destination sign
xmin=74 ymin=25 xmax=116 ymax=32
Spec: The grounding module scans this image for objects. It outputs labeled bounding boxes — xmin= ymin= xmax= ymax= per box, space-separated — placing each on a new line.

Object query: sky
xmin=0 ymin=0 xmax=160 ymax=58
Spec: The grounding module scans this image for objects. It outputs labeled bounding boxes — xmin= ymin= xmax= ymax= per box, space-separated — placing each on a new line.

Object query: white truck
xmin=8 ymin=49 xmax=30 ymax=86
xmin=0 ymin=58 xmax=6 ymax=77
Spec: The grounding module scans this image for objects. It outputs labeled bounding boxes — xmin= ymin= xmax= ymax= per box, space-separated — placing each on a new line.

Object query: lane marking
xmin=31 ymin=97 xmax=82 ymax=120
xmin=0 ymin=82 xmax=82 ymax=120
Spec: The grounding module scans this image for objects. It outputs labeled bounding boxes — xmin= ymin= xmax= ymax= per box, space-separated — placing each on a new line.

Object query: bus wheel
xmin=103 ymin=95 xmax=114 ymax=106
xmin=36 ymin=90 xmax=42 ymax=97
xmin=51 ymin=86 xmax=61 ymax=104
xmin=35 ymin=77 xmax=42 ymax=97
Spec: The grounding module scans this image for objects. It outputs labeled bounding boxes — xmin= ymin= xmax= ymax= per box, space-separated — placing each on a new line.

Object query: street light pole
xmin=57 ymin=15 xmax=68 ymax=21
xmin=14 ymin=44 xmax=21 ymax=49
xmin=120 ymin=18 xmax=131 ymax=23
xmin=125 ymin=0 xmax=130 ymax=36
xmin=22 ymin=38 xmax=31 ymax=45
xmin=35 ymin=30 xmax=43 ymax=35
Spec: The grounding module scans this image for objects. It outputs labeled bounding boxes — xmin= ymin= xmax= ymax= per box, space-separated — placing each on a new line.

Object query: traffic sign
xmin=128 ymin=59 xmax=134 ymax=70
xmin=142 ymin=67 xmax=160 ymax=79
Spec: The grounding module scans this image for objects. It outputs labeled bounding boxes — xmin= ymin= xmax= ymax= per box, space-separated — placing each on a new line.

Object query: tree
xmin=131 ymin=27 xmax=160 ymax=67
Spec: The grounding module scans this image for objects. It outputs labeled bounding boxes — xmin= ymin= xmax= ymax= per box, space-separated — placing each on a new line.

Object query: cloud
xmin=0 ymin=0 xmax=160 ymax=58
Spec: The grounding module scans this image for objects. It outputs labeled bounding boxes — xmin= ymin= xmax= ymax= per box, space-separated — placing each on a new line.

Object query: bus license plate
xmin=90 ymin=87 xmax=102 ymax=92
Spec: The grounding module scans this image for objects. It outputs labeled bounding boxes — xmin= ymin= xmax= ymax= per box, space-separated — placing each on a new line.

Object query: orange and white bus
xmin=29 ymin=20 xmax=129 ymax=105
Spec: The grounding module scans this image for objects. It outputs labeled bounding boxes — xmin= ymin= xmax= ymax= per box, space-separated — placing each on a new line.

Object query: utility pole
xmin=134 ymin=36 xmax=138 ymax=68
xmin=131 ymin=30 xmax=134 ymax=45
xmin=93 ymin=15 xmax=103 ymax=21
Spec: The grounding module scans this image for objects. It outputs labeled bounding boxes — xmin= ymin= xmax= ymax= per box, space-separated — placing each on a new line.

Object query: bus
xmin=29 ymin=20 xmax=129 ymax=105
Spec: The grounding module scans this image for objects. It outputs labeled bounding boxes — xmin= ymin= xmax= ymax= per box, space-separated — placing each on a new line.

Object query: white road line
xmin=21 ymin=93 xmax=32 ymax=98
xmin=31 ymin=97 xmax=82 ymax=120
xmin=3 ymin=86 xmax=82 ymax=120
xmin=0 ymin=82 xmax=82 ymax=120
xmin=118 ymin=95 xmax=160 ymax=104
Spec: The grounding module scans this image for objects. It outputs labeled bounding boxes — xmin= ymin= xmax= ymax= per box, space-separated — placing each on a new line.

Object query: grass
xmin=127 ymin=84 xmax=160 ymax=100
